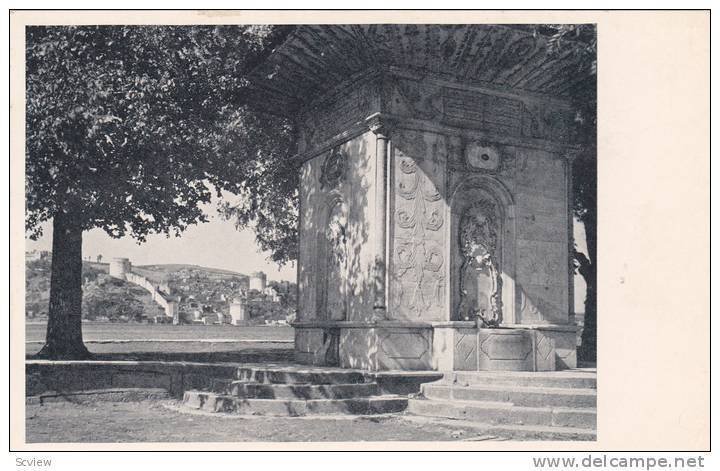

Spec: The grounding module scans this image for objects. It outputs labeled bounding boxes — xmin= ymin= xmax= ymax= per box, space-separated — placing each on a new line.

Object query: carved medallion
xmin=320 ymin=148 xmax=346 ymax=189
xmin=465 ymin=142 xmax=500 ymax=171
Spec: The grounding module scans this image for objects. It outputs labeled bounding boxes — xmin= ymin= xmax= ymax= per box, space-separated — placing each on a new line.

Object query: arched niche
xmin=316 ymin=192 xmax=350 ymax=321
xmin=447 ymin=175 xmax=516 ymax=324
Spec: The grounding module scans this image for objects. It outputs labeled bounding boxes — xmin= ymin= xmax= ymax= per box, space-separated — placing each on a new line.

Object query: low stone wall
xmin=26 ymin=361 xmax=240 ymax=399
xmin=25 ymin=360 xmax=444 ymax=399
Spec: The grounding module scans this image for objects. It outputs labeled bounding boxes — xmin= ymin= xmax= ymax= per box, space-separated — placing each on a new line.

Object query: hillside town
xmin=25 ymin=250 xmax=296 ymax=326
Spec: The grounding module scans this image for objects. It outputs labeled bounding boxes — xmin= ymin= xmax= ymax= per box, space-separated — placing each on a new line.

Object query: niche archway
xmin=447 ymin=176 xmax=516 ymax=324
xmin=316 ymin=193 xmax=350 ymax=321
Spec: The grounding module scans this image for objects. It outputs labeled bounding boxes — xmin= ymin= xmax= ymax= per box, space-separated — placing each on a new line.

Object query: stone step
xmin=421 ymin=383 xmax=597 ymax=408
xmin=235 ymin=367 xmax=368 ymax=385
xmin=407 ymin=398 xmax=596 ymax=429
xmin=183 ymin=390 xmax=408 ymax=416
xmin=227 ymin=381 xmax=380 ymax=400
xmin=447 ymin=370 xmax=597 ymax=389
xmin=401 ymin=415 xmax=596 ymax=441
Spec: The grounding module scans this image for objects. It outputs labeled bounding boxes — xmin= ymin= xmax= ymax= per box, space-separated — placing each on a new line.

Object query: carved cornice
xmin=365 ymin=112 xmax=394 ymax=139
xmin=291 ymin=113 xmax=580 ymax=167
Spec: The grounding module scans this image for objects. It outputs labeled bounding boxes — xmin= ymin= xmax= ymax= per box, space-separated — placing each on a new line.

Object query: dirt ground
xmin=25 ymin=399 xmax=506 ymax=443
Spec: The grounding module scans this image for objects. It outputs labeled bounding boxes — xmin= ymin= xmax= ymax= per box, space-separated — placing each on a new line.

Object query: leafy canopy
xmin=26 ymin=25 xmax=297 ymax=260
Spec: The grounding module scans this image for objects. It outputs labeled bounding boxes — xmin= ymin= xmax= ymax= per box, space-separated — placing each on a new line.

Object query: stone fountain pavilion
xmin=248 ymin=25 xmax=593 ymax=372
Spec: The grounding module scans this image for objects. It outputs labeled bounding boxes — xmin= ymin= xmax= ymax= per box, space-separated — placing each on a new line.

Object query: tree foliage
xmin=26 ymin=25 xmax=292 ymax=241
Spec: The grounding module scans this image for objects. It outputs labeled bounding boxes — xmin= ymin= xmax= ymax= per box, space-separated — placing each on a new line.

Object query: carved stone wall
xmin=384 ymin=75 xmax=574 ymax=144
xmin=296 ymin=132 xmax=378 ymax=322
xmin=388 ymin=130 xmax=448 ymax=322
xmin=514 ymin=148 xmax=570 ymax=324
xmin=297 ymin=78 xmax=381 ymax=155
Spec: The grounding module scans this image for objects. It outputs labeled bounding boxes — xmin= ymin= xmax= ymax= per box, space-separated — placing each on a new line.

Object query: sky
xmin=25 ymin=197 xmax=297 ymax=283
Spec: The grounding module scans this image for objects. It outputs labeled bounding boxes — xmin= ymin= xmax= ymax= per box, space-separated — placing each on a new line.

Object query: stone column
xmin=366 ymin=114 xmax=390 ymax=316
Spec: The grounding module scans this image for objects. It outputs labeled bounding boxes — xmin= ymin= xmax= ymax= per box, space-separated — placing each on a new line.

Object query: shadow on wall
xmin=297 ymin=126 xmax=571 ymax=367
xmin=300 ymin=133 xmax=374 ymax=325
xmin=386 ymin=128 xmax=568 ymax=326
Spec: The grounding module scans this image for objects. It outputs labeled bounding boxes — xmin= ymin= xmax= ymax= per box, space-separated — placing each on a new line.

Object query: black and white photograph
xmin=8 ymin=8 xmax=709 ymax=457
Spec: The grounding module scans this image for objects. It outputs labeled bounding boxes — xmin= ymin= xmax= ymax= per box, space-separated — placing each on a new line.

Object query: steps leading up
xmin=223 ymin=381 xmax=380 ymax=400
xmin=407 ymin=398 xmax=596 ymax=429
xmin=448 ymin=370 xmax=597 ymax=389
xmin=182 ymin=365 xmax=408 ymax=416
xmin=407 ymin=368 xmax=597 ymax=440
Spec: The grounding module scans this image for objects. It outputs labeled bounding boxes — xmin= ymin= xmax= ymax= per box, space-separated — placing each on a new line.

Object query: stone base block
xmin=294 ymin=328 xmax=337 ymax=366
xmin=294 ymin=322 xmax=576 ymax=372
xmin=535 ymin=327 xmax=578 ymax=369
xmin=477 ymin=328 xmax=555 ymax=371
xmin=294 ymin=323 xmax=433 ymax=371
xmin=432 ymin=323 xmax=577 ymax=372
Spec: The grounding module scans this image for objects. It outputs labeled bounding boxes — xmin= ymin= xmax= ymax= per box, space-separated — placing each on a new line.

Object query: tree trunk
xmin=577 ymin=207 xmax=597 ymax=363
xmin=35 ymin=211 xmax=90 ymax=359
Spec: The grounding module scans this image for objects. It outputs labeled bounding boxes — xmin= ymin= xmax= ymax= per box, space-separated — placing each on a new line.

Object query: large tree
xmin=26 ymin=25 xmax=293 ymax=358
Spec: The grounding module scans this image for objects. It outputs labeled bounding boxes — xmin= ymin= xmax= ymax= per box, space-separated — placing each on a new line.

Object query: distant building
xmin=277 ymin=280 xmax=292 ymax=294
xmin=229 ymin=298 xmax=249 ymax=326
xmin=191 ymin=309 xmax=203 ymax=322
xmin=263 ymin=286 xmax=281 ymax=303
xmin=249 ymin=271 xmax=266 ymax=292
xmin=25 ymin=250 xmax=50 ymax=262
xmin=238 ymin=276 xmax=250 ymax=293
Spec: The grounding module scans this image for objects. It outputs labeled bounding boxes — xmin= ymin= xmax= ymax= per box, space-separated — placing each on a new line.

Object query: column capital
xmin=365 ymin=112 xmax=394 ymax=139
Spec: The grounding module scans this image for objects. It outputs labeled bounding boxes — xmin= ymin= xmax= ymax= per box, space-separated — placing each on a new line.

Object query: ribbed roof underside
xmin=247 ymin=24 xmax=595 ymax=115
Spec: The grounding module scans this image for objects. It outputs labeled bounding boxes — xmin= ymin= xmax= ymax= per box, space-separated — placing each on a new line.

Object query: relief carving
xmin=318 ymin=198 xmax=349 ymax=321
xmin=391 ymin=78 xmax=443 ymax=121
xmin=392 ymin=241 xmax=446 ymax=314
xmin=303 ymin=84 xmax=377 ymax=149
xmin=521 ymin=102 xmax=572 ymax=142
xmin=392 ymin=153 xmax=446 ymax=317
